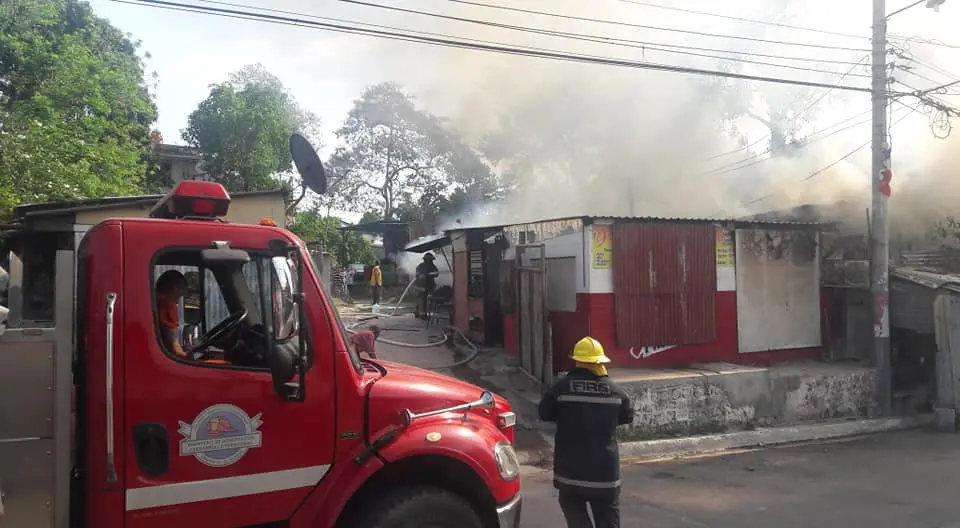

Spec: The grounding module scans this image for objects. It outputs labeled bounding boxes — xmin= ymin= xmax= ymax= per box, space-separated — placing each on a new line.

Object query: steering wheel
xmin=190 ymin=309 xmax=248 ymax=353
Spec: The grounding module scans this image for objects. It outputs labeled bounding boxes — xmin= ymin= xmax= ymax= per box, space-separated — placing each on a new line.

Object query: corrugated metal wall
xmin=890 ymin=279 xmax=939 ymax=334
xmin=612 ymin=222 xmax=716 ymax=348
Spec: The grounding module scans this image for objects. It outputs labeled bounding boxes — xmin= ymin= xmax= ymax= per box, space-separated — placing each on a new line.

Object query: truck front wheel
xmin=349 ymin=486 xmax=484 ymax=528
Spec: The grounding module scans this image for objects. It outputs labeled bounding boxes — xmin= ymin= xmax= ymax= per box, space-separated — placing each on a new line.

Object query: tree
xmin=289 ymin=208 xmax=376 ymax=267
xmin=0 ymin=0 xmax=158 ymax=217
xmin=183 ymin=64 xmax=320 ymax=195
xmin=327 ymin=82 xmax=501 ymax=221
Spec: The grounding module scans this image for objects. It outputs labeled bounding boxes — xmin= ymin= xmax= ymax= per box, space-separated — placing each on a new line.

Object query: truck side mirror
xmin=268 ymin=342 xmax=299 ymax=400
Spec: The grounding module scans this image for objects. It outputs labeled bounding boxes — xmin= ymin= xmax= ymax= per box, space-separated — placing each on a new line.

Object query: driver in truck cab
xmin=156 ymin=269 xmax=188 ymax=358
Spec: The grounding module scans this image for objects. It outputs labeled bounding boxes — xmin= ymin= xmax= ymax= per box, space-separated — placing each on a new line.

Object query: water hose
xmin=344 ymin=296 xmax=480 ymax=370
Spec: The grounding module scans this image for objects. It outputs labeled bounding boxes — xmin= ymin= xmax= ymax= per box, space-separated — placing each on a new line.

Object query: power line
xmin=889 ymin=34 xmax=960 ymax=50
xmin=437 ymin=1 xmax=870 ymax=70
xmin=896 ymin=67 xmax=960 ymax=95
xmin=696 ymin=56 xmax=868 ymax=165
xmin=113 ymin=0 xmax=878 ymax=93
xmin=342 ymin=0 xmax=872 ymax=53
xmin=200 ymin=0 xmax=865 ymax=67
xmin=614 ymin=0 xmax=869 ymax=40
xmin=337 ymin=0 xmax=870 ymax=78
xmin=736 ymin=108 xmax=912 ymax=209
xmin=699 ymin=110 xmax=875 ymax=178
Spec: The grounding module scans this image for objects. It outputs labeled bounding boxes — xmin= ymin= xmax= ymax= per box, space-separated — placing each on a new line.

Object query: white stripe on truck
xmin=125 ymin=464 xmax=331 ymax=511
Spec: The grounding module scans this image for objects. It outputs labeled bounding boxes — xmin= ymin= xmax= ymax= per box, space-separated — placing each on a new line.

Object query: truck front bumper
xmin=496 ymin=493 xmax=522 ymax=528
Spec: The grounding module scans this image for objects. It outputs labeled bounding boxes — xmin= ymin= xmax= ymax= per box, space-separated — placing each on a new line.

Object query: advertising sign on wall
xmin=592 ymin=225 xmax=613 ymax=269
xmin=715 ymin=227 xmax=736 ymax=291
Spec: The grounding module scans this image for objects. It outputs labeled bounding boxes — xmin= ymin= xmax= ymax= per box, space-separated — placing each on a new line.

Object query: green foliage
xmin=289 ymin=208 xmax=376 ymax=267
xmin=326 ymin=82 xmax=501 ymax=221
xmin=0 ymin=0 xmax=158 ymax=218
xmin=183 ymin=63 xmax=320 ymax=193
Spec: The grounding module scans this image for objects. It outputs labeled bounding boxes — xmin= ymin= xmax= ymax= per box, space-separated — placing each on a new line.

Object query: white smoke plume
xmin=261 ymin=0 xmax=960 ymax=240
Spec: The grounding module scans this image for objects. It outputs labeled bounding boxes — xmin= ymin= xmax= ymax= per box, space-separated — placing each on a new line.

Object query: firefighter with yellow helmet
xmin=538 ymin=337 xmax=634 ymax=528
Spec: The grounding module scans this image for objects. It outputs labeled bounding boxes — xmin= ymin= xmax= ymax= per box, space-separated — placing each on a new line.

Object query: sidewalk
xmin=340 ymin=309 xmax=934 ymax=466
xmin=448 ymin=343 xmax=934 ymax=466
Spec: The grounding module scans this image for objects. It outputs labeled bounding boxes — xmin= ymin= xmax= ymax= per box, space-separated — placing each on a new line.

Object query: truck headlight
xmin=494 ymin=441 xmax=520 ymax=481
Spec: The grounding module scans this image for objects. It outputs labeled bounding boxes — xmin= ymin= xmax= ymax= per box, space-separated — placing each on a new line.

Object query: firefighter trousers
xmin=558 ymin=489 xmax=620 ymax=528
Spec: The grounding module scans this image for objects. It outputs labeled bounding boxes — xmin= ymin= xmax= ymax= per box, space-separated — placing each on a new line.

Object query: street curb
xmin=516 ymin=415 xmax=934 ymax=467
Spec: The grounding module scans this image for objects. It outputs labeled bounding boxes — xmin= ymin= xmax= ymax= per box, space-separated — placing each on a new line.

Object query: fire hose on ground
xmin=343 ymin=275 xmax=480 ymax=370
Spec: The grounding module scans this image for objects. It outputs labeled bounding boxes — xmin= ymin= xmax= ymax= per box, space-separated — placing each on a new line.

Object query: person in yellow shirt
xmin=370 ymin=260 xmax=383 ymax=305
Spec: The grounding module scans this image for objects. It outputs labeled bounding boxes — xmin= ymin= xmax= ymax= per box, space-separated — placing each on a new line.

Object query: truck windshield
xmin=300 ymin=248 xmax=363 ymax=373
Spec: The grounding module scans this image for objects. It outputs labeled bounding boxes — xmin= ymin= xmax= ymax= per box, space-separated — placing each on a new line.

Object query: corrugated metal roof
xmin=15 ymin=188 xmax=287 ymax=219
xmin=404 ymin=233 xmax=450 ymax=252
xmin=597 ymin=215 xmax=824 ymax=226
xmin=899 ymin=249 xmax=946 ymax=268
xmin=445 ymin=213 xmax=823 ymax=233
xmin=890 ymin=267 xmax=960 ymax=292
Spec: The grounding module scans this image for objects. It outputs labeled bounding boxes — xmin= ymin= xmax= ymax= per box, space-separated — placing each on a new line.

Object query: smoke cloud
xmin=304 ymin=0 xmax=960 ymax=242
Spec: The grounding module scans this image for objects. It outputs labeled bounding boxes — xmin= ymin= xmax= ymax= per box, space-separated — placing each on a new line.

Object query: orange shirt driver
xmin=156 ymin=270 xmax=188 ymax=358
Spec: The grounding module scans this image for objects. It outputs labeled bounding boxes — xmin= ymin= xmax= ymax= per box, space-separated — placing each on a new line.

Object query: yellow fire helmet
xmin=571 ymin=336 xmax=611 ymax=364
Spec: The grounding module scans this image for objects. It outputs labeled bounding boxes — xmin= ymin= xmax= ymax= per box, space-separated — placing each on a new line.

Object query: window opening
xmin=152 ymin=250 xmax=306 ymax=370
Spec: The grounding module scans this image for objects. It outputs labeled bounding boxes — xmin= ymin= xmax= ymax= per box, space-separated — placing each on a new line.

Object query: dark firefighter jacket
xmin=538 ymin=368 xmax=635 ymax=497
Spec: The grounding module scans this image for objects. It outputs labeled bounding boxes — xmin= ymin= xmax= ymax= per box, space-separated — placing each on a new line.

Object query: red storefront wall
xmin=552 ymin=221 xmax=821 ymax=370
xmin=505 ymin=221 xmax=823 ymax=371
xmin=612 ymin=223 xmax=716 ymax=348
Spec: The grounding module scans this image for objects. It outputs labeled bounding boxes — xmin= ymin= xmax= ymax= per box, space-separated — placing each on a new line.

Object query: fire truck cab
xmin=0 ymin=135 xmax=522 ymax=527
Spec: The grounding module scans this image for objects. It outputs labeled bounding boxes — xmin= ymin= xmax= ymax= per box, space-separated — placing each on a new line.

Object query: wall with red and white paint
xmin=500 ymin=218 xmax=823 ymax=370
xmin=557 ymin=220 xmax=821 ymax=370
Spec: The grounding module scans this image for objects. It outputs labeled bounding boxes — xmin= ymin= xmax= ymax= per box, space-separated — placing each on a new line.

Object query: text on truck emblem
xmin=178 ymin=404 xmax=263 ymax=467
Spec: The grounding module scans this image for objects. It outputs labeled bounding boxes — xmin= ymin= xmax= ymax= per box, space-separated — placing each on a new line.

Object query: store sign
xmin=715 ymin=227 xmax=736 ymax=291
xmin=592 ymin=225 xmax=612 ymax=269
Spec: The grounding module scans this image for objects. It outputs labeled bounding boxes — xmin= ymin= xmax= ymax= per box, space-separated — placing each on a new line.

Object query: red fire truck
xmin=0 ymin=135 xmax=522 ymax=527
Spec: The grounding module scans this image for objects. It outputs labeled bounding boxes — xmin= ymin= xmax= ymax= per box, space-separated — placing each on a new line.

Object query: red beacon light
xmin=149 ymin=180 xmax=231 ymax=220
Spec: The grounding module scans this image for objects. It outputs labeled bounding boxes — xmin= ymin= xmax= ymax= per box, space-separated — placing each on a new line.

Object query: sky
xmin=85 ymin=0 xmax=960 ymax=226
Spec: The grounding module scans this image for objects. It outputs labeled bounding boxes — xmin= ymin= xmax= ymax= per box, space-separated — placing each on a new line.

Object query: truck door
xmin=119 ymin=227 xmax=336 ymax=527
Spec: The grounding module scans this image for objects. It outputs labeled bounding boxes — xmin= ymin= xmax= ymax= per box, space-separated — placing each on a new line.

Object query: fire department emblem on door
xmin=178 ymin=404 xmax=263 ymax=467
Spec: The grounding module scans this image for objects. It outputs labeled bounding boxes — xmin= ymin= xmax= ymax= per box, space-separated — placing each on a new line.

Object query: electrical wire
xmin=343 ymin=0 xmax=871 ymax=53
xmin=889 ymin=34 xmax=960 ymax=50
xmin=694 ymin=56 xmax=869 ymax=168
xmin=895 ymin=80 xmax=960 ymax=137
xmin=614 ymin=0 xmax=870 ymax=40
xmin=889 ymin=44 xmax=960 ymax=97
xmin=339 ymin=4 xmax=870 ymax=80
xmin=696 ymin=109 xmax=875 ymax=178
xmin=735 ymin=108 xmax=913 ymax=209
xmin=198 ymin=0 xmax=864 ymax=67
xmin=113 ymin=0 xmax=879 ymax=93
xmin=367 ymin=6 xmax=871 ymax=77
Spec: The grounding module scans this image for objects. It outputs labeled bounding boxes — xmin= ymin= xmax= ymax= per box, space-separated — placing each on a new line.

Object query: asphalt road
xmin=519 ymin=429 xmax=960 ymax=528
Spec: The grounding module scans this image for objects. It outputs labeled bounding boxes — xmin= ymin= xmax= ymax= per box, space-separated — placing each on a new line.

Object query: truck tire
xmin=350 ymin=486 xmax=484 ymax=528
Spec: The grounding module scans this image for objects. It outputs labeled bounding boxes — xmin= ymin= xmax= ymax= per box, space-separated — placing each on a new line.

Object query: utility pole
xmin=870 ymin=0 xmax=892 ymax=416
xmin=871 ymin=0 xmax=947 ymax=417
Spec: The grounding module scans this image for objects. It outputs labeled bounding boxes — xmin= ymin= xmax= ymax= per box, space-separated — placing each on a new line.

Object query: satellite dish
xmin=290 ymin=133 xmax=326 ymax=195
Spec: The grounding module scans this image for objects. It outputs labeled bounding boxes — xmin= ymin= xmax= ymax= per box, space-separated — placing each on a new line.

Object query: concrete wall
xmin=616 ymin=363 xmax=878 ymax=440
